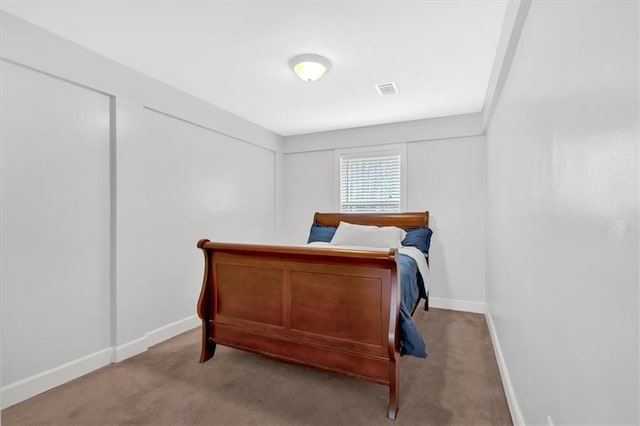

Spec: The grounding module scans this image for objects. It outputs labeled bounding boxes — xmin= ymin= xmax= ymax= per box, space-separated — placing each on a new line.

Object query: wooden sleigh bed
xmin=196 ymin=212 xmax=430 ymax=419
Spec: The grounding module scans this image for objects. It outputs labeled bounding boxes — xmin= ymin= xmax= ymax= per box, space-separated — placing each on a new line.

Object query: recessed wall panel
xmin=116 ymin=108 xmax=276 ymax=337
xmin=0 ymin=60 xmax=111 ymax=385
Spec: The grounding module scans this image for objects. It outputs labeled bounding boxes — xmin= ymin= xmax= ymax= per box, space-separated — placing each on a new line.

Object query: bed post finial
xmin=197 ymin=239 xmax=210 ymax=249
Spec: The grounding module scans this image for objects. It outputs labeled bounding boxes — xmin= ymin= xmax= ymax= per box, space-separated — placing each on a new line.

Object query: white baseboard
xmin=485 ymin=307 xmax=525 ymax=426
xmin=113 ymin=335 xmax=147 ymax=363
xmin=113 ymin=315 xmax=200 ymax=362
xmin=1 ymin=347 xmax=113 ymax=409
xmin=429 ymin=296 xmax=486 ymax=313
xmin=145 ymin=315 xmax=201 ymax=348
xmin=2 ymin=315 xmax=201 ymax=409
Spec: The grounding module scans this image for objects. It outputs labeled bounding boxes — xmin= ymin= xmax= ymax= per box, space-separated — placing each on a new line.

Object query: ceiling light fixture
xmin=289 ymin=54 xmax=331 ymax=82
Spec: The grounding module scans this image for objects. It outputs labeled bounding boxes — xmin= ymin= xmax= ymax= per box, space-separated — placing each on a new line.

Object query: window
xmin=337 ymin=147 xmax=406 ymax=213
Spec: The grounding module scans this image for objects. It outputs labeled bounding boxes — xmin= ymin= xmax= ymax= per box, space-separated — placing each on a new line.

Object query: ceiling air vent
xmin=375 ymin=81 xmax=398 ymax=96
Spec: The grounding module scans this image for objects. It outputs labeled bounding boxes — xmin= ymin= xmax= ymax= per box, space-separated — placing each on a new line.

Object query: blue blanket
xmin=398 ymin=254 xmax=427 ymax=358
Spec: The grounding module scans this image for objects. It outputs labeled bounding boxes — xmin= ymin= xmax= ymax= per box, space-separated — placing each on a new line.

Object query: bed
xmin=196 ymin=211 xmax=432 ymax=419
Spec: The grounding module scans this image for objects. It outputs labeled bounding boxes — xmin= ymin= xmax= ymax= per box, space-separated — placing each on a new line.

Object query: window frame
xmin=334 ymin=144 xmax=408 ymax=213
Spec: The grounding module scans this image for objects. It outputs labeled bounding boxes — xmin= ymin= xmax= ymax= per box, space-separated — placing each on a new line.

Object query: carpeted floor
xmin=2 ymin=308 xmax=512 ymax=426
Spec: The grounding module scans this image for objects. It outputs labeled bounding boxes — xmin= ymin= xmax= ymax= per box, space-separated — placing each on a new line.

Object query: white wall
xmin=281 ymin=131 xmax=486 ymax=310
xmin=281 ymin=150 xmax=336 ymax=243
xmin=0 ymin=11 xmax=281 ymax=407
xmin=0 ymin=60 xmax=111 ymax=386
xmin=116 ymin=107 xmax=275 ymax=348
xmin=485 ymin=1 xmax=639 ymax=424
xmin=283 ymin=113 xmax=484 ymax=154
xmin=408 ymin=136 xmax=486 ymax=305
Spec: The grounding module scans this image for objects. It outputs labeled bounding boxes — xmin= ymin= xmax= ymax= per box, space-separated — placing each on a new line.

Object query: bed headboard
xmin=313 ymin=211 xmax=429 ymax=228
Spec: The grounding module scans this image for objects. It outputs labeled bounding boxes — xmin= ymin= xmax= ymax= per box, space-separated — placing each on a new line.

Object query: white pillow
xmin=330 ymin=221 xmax=407 ymax=248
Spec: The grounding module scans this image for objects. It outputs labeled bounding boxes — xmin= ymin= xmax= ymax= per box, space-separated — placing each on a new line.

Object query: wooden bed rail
xmin=314 ymin=211 xmax=429 ymax=228
xmin=197 ymin=239 xmax=399 ymax=260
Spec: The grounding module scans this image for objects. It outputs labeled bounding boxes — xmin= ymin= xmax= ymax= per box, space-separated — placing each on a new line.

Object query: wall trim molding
xmin=283 ymin=113 xmax=484 ymax=154
xmin=0 ymin=347 xmax=113 ymax=410
xmin=485 ymin=306 xmax=526 ymax=426
xmin=143 ymin=106 xmax=276 ymax=154
xmin=114 ymin=315 xmax=201 ymax=362
xmin=145 ymin=315 xmax=201 ymax=349
xmin=1 ymin=315 xmax=200 ymax=409
xmin=430 ymin=296 xmax=485 ymax=314
xmin=113 ymin=336 xmax=147 ymax=363
xmin=0 ymin=11 xmax=281 ymax=152
xmin=481 ymin=0 xmax=532 ymax=130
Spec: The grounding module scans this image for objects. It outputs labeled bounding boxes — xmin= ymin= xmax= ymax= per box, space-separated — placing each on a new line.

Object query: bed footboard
xmin=196 ymin=239 xmax=402 ymax=419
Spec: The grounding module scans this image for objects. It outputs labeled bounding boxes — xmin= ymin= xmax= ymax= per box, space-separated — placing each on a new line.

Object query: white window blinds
xmin=339 ymin=153 xmax=402 ymax=213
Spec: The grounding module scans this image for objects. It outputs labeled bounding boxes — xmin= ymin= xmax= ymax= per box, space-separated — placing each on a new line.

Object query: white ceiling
xmin=0 ymin=0 xmax=508 ymax=136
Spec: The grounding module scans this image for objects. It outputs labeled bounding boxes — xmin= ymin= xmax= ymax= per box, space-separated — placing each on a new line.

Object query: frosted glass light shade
xmin=289 ymin=54 xmax=331 ymax=82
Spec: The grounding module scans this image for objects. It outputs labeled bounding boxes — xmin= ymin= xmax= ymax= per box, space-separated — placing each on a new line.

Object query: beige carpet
xmin=2 ymin=308 xmax=512 ymax=425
